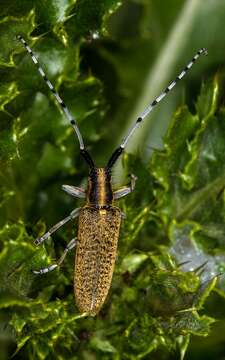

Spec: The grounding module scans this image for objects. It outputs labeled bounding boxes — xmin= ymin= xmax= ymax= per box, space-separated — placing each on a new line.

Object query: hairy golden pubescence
xmin=74 ymin=206 xmax=121 ymax=316
xmin=87 ymin=168 xmax=113 ymax=207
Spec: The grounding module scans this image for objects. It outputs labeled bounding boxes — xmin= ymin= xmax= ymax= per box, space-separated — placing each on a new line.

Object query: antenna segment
xmin=107 ymin=48 xmax=207 ymax=169
xmin=17 ymin=35 xmax=84 ymax=149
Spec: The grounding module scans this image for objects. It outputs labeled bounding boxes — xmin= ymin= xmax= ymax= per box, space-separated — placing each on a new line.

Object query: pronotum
xmin=17 ymin=35 xmax=207 ymax=316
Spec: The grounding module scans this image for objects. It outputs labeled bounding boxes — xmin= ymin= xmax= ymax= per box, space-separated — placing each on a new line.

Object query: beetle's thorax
xmin=87 ymin=167 xmax=113 ymax=208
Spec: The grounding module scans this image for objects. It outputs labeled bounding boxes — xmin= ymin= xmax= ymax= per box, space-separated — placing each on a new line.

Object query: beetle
xmin=17 ymin=35 xmax=207 ymax=316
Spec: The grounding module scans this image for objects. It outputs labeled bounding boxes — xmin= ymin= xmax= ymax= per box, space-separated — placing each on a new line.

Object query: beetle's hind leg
xmin=114 ymin=174 xmax=137 ymax=199
xmin=33 ymin=238 xmax=77 ymax=274
xmin=35 ymin=207 xmax=80 ymax=245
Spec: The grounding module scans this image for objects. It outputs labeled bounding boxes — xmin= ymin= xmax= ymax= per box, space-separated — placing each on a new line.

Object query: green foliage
xmin=0 ymin=1 xmax=225 ymax=359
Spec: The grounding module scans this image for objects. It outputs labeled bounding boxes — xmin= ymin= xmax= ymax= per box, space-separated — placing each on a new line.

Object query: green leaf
xmin=120 ymin=252 xmax=148 ymax=273
xmin=90 ymin=336 xmax=117 ymax=353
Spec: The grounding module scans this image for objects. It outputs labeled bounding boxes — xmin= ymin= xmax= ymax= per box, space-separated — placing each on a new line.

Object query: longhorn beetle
xmin=17 ymin=35 xmax=207 ymax=316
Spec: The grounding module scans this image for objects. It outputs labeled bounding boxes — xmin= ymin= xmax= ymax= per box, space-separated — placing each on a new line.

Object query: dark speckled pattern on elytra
xmin=75 ymin=206 xmax=121 ymax=316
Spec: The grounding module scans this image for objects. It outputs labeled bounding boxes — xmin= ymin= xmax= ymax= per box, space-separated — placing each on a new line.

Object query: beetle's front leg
xmin=114 ymin=174 xmax=137 ymax=200
xmin=33 ymin=238 xmax=77 ymax=274
xmin=35 ymin=207 xmax=81 ymax=245
xmin=62 ymin=185 xmax=86 ymax=198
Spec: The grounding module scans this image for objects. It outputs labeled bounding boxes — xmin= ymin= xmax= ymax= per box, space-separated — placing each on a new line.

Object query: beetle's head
xmin=89 ymin=167 xmax=111 ymax=180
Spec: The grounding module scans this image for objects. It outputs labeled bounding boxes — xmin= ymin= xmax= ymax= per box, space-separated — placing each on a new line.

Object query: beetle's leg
xmin=114 ymin=174 xmax=137 ymax=199
xmin=33 ymin=238 xmax=77 ymax=274
xmin=35 ymin=208 xmax=81 ymax=245
xmin=62 ymin=185 xmax=86 ymax=198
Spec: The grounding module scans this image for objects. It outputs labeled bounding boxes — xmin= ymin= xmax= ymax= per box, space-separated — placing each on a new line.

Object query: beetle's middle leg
xmin=33 ymin=238 xmax=77 ymax=274
xmin=114 ymin=174 xmax=137 ymax=199
xmin=35 ymin=207 xmax=81 ymax=245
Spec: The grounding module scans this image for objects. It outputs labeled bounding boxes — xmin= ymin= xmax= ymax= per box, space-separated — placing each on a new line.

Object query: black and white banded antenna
xmin=107 ymin=48 xmax=207 ymax=169
xmin=17 ymin=35 xmax=95 ymax=168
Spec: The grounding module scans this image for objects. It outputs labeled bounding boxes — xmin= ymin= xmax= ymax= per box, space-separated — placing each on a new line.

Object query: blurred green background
xmin=1 ymin=0 xmax=225 ymax=359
